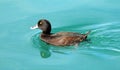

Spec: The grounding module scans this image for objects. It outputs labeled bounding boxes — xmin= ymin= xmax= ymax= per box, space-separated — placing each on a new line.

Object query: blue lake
xmin=0 ymin=0 xmax=120 ymax=70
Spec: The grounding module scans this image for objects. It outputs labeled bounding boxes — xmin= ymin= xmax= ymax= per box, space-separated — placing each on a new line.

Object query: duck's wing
xmin=51 ymin=32 xmax=81 ymax=36
xmin=44 ymin=35 xmax=81 ymax=46
xmin=54 ymin=30 xmax=91 ymax=37
xmin=44 ymin=33 xmax=85 ymax=46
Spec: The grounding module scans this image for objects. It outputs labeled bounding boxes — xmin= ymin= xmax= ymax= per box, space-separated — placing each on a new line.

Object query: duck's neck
xmin=41 ymin=32 xmax=51 ymax=38
xmin=42 ymin=28 xmax=51 ymax=35
xmin=42 ymin=31 xmax=51 ymax=35
xmin=42 ymin=25 xmax=51 ymax=35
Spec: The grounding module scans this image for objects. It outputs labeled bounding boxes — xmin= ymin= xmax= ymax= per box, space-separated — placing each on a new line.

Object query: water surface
xmin=0 ymin=0 xmax=120 ymax=70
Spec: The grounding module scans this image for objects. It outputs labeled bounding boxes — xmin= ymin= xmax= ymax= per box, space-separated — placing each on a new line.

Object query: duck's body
xmin=31 ymin=19 xmax=91 ymax=46
xmin=41 ymin=32 xmax=90 ymax=46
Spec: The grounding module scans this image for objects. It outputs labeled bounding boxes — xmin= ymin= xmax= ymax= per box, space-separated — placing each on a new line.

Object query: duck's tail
xmin=85 ymin=30 xmax=91 ymax=36
xmin=82 ymin=30 xmax=91 ymax=40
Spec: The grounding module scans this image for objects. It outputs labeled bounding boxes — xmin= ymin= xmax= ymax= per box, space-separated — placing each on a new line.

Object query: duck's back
xmin=53 ymin=32 xmax=82 ymax=36
xmin=40 ymin=32 xmax=87 ymax=46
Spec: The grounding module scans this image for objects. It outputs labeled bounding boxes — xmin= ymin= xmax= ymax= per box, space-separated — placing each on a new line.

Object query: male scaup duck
xmin=31 ymin=19 xmax=91 ymax=46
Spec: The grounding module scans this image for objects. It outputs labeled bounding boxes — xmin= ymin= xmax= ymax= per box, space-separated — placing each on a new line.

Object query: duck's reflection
xmin=39 ymin=42 xmax=51 ymax=58
xmin=39 ymin=40 xmax=68 ymax=58
xmin=31 ymin=33 xmax=51 ymax=58
xmin=37 ymin=38 xmax=52 ymax=58
xmin=40 ymin=48 xmax=51 ymax=58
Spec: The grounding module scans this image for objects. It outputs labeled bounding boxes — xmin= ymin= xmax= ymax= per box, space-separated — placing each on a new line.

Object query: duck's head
xmin=31 ymin=19 xmax=51 ymax=34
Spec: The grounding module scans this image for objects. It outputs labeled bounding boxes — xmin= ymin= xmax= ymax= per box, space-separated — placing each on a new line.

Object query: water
xmin=0 ymin=0 xmax=120 ymax=70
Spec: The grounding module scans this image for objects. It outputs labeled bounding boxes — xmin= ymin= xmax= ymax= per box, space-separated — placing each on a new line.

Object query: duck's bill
xmin=30 ymin=25 xmax=38 ymax=30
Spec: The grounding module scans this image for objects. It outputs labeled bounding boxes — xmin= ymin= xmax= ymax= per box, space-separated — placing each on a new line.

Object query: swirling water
xmin=0 ymin=0 xmax=120 ymax=70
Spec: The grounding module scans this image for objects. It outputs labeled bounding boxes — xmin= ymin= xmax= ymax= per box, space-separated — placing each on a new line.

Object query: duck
xmin=31 ymin=19 xmax=91 ymax=46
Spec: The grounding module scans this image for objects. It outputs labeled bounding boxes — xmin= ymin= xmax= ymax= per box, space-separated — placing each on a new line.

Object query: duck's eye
xmin=40 ymin=22 xmax=43 ymax=25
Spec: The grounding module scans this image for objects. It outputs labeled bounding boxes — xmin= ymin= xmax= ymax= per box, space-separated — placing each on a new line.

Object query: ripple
xmin=76 ymin=22 xmax=120 ymax=59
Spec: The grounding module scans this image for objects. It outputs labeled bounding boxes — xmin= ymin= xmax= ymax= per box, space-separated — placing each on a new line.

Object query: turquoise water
xmin=0 ymin=0 xmax=120 ymax=70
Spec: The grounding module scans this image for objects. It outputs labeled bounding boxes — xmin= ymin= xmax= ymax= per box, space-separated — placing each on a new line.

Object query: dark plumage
xmin=31 ymin=19 xmax=91 ymax=46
